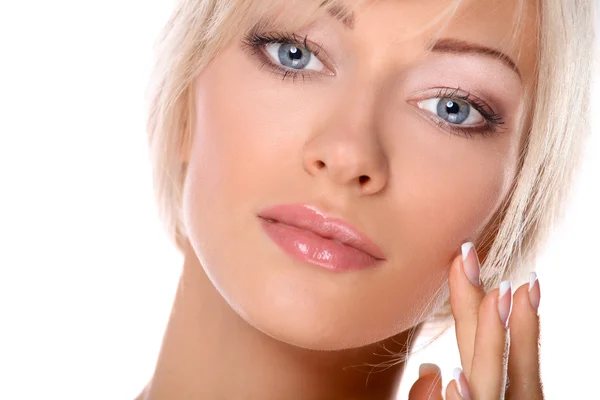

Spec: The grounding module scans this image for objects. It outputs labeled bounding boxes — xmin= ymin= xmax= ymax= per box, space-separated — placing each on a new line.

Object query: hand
xmin=408 ymin=242 xmax=543 ymax=399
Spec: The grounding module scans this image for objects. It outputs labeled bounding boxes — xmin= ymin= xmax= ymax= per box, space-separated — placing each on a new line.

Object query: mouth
xmin=257 ymin=204 xmax=385 ymax=272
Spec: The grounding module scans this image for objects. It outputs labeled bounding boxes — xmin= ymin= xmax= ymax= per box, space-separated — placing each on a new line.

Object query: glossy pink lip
xmin=257 ymin=204 xmax=385 ymax=271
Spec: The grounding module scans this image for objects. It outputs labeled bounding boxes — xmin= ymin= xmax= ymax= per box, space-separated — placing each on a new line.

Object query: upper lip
xmin=258 ymin=204 xmax=386 ymax=260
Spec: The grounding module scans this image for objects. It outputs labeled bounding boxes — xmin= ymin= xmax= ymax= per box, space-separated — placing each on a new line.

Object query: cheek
xmin=358 ymin=113 xmax=518 ymax=320
xmin=181 ymin=58 xmax=275 ymax=272
xmin=186 ymin=55 xmax=317 ymax=208
xmin=400 ymin=130 xmax=514 ymax=244
xmin=376 ymin=125 xmax=516 ymax=317
xmin=410 ymin=153 xmax=505 ymax=236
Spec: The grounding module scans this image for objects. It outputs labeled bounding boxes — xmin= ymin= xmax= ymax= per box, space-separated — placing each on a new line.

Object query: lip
xmin=257 ymin=204 xmax=385 ymax=272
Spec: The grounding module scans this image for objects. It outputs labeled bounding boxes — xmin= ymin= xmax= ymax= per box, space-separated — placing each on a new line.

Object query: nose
xmin=302 ymin=98 xmax=389 ymax=196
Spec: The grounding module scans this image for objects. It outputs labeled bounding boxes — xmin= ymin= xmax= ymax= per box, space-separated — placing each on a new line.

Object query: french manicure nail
xmin=419 ymin=363 xmax=440 ymax=378
xmin=529 ymin=272 xmax=540 ymax=314
xmin=498 ymin=280 xmax=513 ymax=327
xmin=453 ymin=367 xmax=472 ymax=400
xmin=461 ymin=242 xmax=481 ymax=287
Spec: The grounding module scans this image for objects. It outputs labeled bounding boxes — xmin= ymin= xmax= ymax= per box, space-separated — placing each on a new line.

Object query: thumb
xmin=408 ymin=363 xmax=443 ymax=400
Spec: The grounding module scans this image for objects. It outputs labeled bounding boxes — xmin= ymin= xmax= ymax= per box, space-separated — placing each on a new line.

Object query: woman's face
xmin=182 ymin=0 xmax=537 ymax=350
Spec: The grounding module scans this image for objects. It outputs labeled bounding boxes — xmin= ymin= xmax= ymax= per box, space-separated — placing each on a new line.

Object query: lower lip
xmin=259 ymin=218 xmax=382 ymax=272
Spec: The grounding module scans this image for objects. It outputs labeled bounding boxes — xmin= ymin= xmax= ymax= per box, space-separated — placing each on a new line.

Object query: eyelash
xmin=241 ymin=31 xmax=326 ymax=83
xmin=241 ymin=31 xmax=506 ymax=138
xmin=425 ymin=88 xmax=506 ymax=138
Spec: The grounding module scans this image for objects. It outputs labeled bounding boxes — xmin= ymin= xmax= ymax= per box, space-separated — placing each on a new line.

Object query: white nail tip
xmin=453 ymin=367 xmax=466 ymax=398
xmin=461 ymin=242 xmax=474 ymax=262
xmin=452 ymin=367 xmax=462 ymax=381
xmin=529 ymin=272 xmax=538 ymax=290
xmin=499 ymin=280 xmax=512 ymax=298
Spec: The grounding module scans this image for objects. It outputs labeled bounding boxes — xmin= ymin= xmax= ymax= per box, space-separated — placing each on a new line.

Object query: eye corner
xmin=405 ymin=97 xmax=420 ymax=106
xmin=308 ymin=45 xmax=336 ymax=76
xmin=405 ymin=97 xmax=428 ymax=112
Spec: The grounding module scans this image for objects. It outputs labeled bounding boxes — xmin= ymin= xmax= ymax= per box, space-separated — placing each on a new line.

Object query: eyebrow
xmin=323 ymin=3 xmax=522 ymax=80
xmin=323 ymin=0 xmax=356 ymax=29
xmin=429 ymin=38 xmax=522 ymax=80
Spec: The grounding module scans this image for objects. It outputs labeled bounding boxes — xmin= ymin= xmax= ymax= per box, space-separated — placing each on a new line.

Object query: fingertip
xmin=448 ymin=252 xmax=465 ymax=285
xmin=451 ymin=367 xmax=472 ymax=400
xmin=419 ymin=362 xmax=441 ymax=378
xmin=449 ymin=243 xmax=482 ymax=292
xmin=512 ymin=281 xmax=533 ymax=309
xmin=461 ymin=242 xmax=474 ymax=262
xmin=445 ymin=379 xmax=463 ymax=400
xmin=409 ymin=364 xmax=443 ymax=400
xmin=505 ymin=283 xmax=538 ymax=335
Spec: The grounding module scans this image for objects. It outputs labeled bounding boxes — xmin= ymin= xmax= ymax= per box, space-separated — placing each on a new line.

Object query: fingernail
xmin=498 ymin=280 xmax=513 ymax=327
xmin=419 ymin=363 xmax=440 ymax=378
xmin=461 ymin=242 xmax=481 ymax=287
xmin=452 ymin=367 xmax=472 ymax=400
xmin=529 ymin=272 xmax=540 ymax=314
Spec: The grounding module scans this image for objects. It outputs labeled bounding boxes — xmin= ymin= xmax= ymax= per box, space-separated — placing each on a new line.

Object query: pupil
xmin=446 ymin=100 xmax=460 ymax=114
xmin=288 ymin=46 xmax=302 ymax=60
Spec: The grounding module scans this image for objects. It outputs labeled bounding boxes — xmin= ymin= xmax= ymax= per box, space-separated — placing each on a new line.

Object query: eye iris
xmin=278 ymin=43 xmax=311 ymax=69
xmin=437 ymin=98 xmax=470 ymax=124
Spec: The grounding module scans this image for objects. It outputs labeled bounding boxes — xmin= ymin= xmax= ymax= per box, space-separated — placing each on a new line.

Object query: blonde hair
xmin=146 ymin=0 xmax=595 ymax=325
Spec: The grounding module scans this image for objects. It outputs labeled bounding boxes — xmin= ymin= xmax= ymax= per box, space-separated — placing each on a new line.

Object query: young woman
xmin=139 ymin=0 xmax=595 ymax=398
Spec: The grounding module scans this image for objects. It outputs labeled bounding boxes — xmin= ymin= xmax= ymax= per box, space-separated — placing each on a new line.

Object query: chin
xmin=215 ymin=266 xmax=406 ymax=352
xmin=243 ymin=307 xmax=378 ymax=351
xmin=192 ymin=241 xmax=419 ymax=352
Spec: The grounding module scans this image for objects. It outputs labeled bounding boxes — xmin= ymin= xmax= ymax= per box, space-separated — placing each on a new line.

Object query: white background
xmin=0 ymin=1 xmax=598 ymax=399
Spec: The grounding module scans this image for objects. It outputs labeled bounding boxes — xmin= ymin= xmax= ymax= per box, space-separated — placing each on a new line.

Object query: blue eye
xmin=418 ymin=97 xmax=484 ymax=125
xmin=265 ymin=42 xmax=325 ymax=72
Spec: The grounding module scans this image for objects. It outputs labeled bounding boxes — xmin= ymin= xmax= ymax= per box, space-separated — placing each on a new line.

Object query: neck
xmin=142 ymin=245 xmax=422 ymax=400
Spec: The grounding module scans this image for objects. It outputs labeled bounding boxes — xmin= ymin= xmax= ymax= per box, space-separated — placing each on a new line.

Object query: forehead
xmin=366 ymin=0 xmax=537 ymax=82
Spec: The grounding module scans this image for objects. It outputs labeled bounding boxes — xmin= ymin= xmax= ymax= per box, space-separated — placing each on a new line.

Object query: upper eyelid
xmin=242 ymin=41 xmax=331 ymax=81
xmin=410 ymin=88 xmax=498 ymax=115
xmin=417 ymin=97 xmax=485 ymax=125
xmin=263 ymin=42 xmax=330 ymax=76
xmin=408 ymin=88 xmax=506 ymax=129
xmin=246 ymin=31 xmax=336 ymax=73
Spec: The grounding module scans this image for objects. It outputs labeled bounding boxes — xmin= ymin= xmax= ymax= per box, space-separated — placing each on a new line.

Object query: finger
xmin=445 ymin=368 xmax=472 ymax=400
xmin=469 ymin=281 xmax=513 ymax=398
xmin=506 ymin=273 xmax=543 ymax=399
xmin=449 ymin=242 xmax=486 ymax=378
xmin=445 ymin=380 xmax=463 ymax=400
xmin=408 ymin=363 xmax=443 ymax=400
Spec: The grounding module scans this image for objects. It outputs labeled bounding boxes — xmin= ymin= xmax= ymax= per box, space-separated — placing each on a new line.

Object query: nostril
xmin=359 ymin=175 xmax=370 ymax=185
xmin=315 ymin=160 xmax=326 ymax=169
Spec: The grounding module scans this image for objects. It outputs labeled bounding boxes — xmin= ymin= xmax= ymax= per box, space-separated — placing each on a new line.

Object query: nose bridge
xmin=302 ymin=78 xmax=389 ymax=194
xmin=328 ymin=85 xmax=379 ymax=167
xmin=335 ymin=79 xmax=377 ymax=132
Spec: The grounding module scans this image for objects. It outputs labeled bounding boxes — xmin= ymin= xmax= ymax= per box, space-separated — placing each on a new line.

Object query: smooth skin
xmin=409 ymin=244 xmax=543 ymax=399
xmin=139 ymin=0 xmax=542 ymax=398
